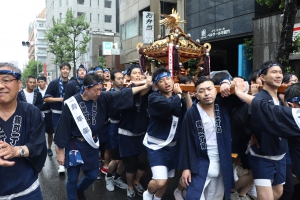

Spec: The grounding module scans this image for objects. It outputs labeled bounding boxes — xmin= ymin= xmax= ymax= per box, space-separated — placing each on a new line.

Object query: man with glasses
xmin=0 ymin=62 xmax=47 ymax=199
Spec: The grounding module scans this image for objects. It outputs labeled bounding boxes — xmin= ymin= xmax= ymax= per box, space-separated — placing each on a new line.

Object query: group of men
xmin=1 ymin=60 xmax=300 ymax=200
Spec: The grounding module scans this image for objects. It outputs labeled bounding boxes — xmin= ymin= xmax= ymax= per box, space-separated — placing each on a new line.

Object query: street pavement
xmin=39 ymin=145 xmax=180 ymax=200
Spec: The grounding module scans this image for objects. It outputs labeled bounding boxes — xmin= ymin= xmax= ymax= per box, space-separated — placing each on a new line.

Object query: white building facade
xmin=45 ymin=0 xmax=117 ymax=78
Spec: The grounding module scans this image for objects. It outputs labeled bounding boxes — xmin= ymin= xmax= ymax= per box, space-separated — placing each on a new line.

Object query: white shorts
xmin=151 ymin=166 xmax=175 ymax=179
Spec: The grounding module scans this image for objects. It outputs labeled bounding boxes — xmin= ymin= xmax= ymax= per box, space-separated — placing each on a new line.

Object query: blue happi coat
xmin=0 ymin=101 xmax=46 ymax=196
xmin=55 ymin=89 xmax=134 ymax=170
xmin=251 ymin=97 xmax=300 ymax=180
xmin=17 ymin=89 xmax=43 ymax=110
xmin=179 ymin=95 xmax=239 ymax=200
xmin=250 ymin=89 xmax=287 ymax=156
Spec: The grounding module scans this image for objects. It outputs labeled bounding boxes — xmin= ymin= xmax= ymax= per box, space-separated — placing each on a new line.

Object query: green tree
xmin=243 ymin=38 xmax=253 ymax=60
xmin=291 ymin=34 xmax=300 ymax=53
xmin=45 ymin=8 xmax=91 ymax=77
xmin=256 ymin=0 xmax=297 ymax=68
xmin=45 ymin=17 xmax=72 ymax=71
xmin=97 ymin=56 xmax=106 ymax=68
xmin=22 ymin=60 xmax=43 ymax=87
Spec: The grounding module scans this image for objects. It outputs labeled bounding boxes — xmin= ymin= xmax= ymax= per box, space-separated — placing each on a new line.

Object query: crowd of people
xmin=0 ymin=60 xmax=300 ymax=200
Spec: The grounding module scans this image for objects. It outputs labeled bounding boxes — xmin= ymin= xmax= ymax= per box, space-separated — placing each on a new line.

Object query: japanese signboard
xmin=143 ymin=12 xmax=154 ymax=44
xmin=201 ymin=28 xmax=231 ymax=39
xmin=293 ymin=23 xmax=300 ymax=41
xmin=103 ymin=42 xmax=113 ymax=55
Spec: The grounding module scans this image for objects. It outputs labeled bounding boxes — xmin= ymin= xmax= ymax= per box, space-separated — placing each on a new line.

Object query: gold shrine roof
xmin=137 ymin=9 xmax=211 ymax=64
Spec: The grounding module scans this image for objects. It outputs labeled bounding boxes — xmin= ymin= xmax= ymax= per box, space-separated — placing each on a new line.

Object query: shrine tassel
xmin=173 ymin=47 xmax=180 ymax=71
xmin=203 ymin=52 xmax=210 ymax=76
xmin=139 ymin=55 xmax=146 ymax=73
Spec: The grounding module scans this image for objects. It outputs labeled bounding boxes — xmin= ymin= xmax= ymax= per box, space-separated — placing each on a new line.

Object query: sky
xmin=0 ymin=0 xmax=46 ymax=70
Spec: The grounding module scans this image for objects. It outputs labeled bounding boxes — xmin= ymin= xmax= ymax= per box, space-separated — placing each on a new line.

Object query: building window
xmin=121 ymin=24 xmax=125 ymax=40
xmin=90 ymin=0 xmax=91 ymax=6
xmin=78 ymin=0 xmax=84 ymax=5
xmin=59 ymin=0 xmax=62 ymax=6
xmin=98 ymin=14 xmax=100 ymax=23
xmin=121 ymin=17 xmax=138 ymax=40
xmin=98 ymin=0 xmax=100 ymax=6
xmin=99 ymin=45 xmax=102 ymax=56
xmin=105 ymin=1 xmax=112 ymax=8
xmin=78 ymin=12 xmax=84 ymax=18
xmin=66 ymin=0 xmax=69 ymax=5
xmin=105 ymin=15 xmax=112 ymax=23
xmin=105 ymin=30 xmax=112 ymax=32
xmin=90 ymin=13 xmax=92 ymax=22
xmin=39 ymin=23 xmax=44 ymax=27
xmin=126 ymin=18 xmax=138 ymax=39
xmin=59 ymin=13 xmax=62 ymax=21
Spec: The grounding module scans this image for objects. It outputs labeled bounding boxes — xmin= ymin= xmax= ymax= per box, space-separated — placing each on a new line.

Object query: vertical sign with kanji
xmin=143 ymin=12 xmax=154 ymax=44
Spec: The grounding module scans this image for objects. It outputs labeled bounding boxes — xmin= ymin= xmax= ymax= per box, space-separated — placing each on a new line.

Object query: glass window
xmin=78 ymin=12 xmax=84 ymax=18
xmin=105 ymin=1 xmax=112 ymax=8
xmin=78 ymin=0 xmax=84 ymax=5
xmin=90 ymin=0 xmax=91 ymax=6
xmin=66 ymin=0 xmax=69 ymax=5
xmin=98 ymin=14 xmax=100 ymax=23
xmin=99 ymin=45 xmax=102 ymax=56
xmin=105 ymin=30 xmax=112 ymax=32
xmin=90 ymin=13 xmax=92 ymax=22
xmin=59 ymin=13 xmax=62 ymax=21
xmin=121 ymin=24 xmax=125 ymax=40
xmin=59 ymin=0 xmax=62 ymax=6
xmin=125 ymin=18 xmax=138 ymax=39
xmin=105 ymin=15 xmax=112 ymax=23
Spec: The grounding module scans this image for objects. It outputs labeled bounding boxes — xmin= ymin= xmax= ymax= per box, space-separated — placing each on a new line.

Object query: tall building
xmin=185 ymin=1 xmax=300 ymax=78
xmin=119 ymin=0 xmax=185 ymax=69
xmin=45 ymin=0 xmax=118 ymax=78
xmin=27 ymin=8 xmax=47 ymax=75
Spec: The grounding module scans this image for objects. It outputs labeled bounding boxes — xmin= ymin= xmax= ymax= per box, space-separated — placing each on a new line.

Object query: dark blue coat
xmin=179 ymin=95 xmax=240 ymax=200
xmin=17 ymin=89 xmax=43 ymax=110
xmin=54 ymin=89 xmax=134 ymax=170
xmin=118 ymin=90 xmax=151 ymax=157
xmin=147 ymin=91 xmax=184 ymax=141
xmin=251 ymin=89 xmax=287 ymax=156
xmin=251 ymin=97 xmax=300 ymax=179
xmin=0 ymin=101 xmax=46 ymax=195
xmin=44 ymin=78 xmax=67 ymax=111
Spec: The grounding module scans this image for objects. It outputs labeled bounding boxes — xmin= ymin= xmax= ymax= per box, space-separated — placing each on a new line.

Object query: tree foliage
xmin=97 ymin=56 xmax=106 ymax=68
xmin=256 ymin=0 xmax=297 ymax=69
xmin=256 ymin=0 xmax=285 ymax=9
xmin=243 ymin=38 xmax=253 ymax=60
xmin=291 ymin=34 xmax=300 ymax=53
xmin=21 ymin=60 xmax=43 ymax=86
xmin=45 ymin=8 xmax=91 ymax=77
